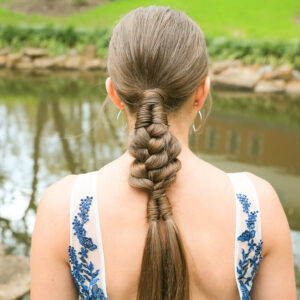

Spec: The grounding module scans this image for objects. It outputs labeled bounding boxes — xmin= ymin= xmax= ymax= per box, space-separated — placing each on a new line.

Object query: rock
xmin=211 ymin=60 xmax=242 ymax=74
xmin=257 ymin=64 xmax=273 ymax=76
xmin=0 ymin=47 xmax=10 ymax=55
xmin=0 ymin=55 xmax=6 ymax=68
xmin=247 ymin=64 xmax=261 ymax=72
xmin=263 ymin=65 xmax=293 ymax=81
xmin=52 ymin=55 xmax=67 ymax=68
xmin=16 ymin=61 xmax=33 ymax=70
xmin=24 ymin=47 xmax=47 ymax=58
xmin=0 ymin=251 xmax=30 ymax=300
xmin=254 ymin=80 xmax=286 ymax=93
xmin=16 ymin=57 xmax=33 ymax=70
xmin=82 ymin=58 xmax=106 ymax=70
xmin=292 ymin=70 xmax=300 ymax=80
xmin=82 ymin=45 xmax=97 ymax=59
xmin=212 ymin=66 xmax=262 ymax=90
xmin=64 ymin=55 xmax=83 ymax=69
xmin=33 ymin=57 xmax=55 ymax=69
xmin=6 ymin=53 xmax=23 ymax=68
xmin=285 ymin=80 xmax=300 ymax=94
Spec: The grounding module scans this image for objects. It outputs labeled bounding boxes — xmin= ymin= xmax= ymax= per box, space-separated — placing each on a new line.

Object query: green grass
xmin=0 ymin=0 xmax=300 ymax=39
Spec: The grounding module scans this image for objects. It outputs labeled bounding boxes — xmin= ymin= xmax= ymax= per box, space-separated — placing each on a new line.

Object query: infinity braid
xmin=129 ymin=88 xmax=189 ymax=300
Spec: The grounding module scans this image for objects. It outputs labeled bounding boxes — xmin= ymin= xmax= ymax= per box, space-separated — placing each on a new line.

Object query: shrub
xmin=0 ymin=25 xmax=299 ymax=69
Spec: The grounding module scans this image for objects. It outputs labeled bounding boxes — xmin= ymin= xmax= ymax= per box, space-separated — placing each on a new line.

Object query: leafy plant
xmin=0 ymin=25 xmax=299 ymax=69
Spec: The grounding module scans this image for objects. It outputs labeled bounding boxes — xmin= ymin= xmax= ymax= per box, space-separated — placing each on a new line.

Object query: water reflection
xmin=0 ymin=71 xmax=299 ymax=294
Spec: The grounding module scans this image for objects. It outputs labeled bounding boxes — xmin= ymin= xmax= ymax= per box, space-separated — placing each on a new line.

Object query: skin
xmin=31 ymin=76 xmax=297 ymax=299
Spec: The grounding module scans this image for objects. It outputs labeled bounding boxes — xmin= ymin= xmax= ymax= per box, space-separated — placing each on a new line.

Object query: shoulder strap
xmin=69 ymin=171 xmax=108 ymax=299
xmin=227 ymin=172 xmax=263 ymax=300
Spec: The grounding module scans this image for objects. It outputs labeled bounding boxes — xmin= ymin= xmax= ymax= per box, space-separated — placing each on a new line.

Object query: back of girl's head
xmin=107 ymin=5 xmax=208 ymax=112
xmin=107 ymin=5 xmax=209 ymax=300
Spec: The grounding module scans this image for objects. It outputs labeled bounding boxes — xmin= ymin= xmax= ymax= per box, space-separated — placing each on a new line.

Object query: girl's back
xmin=64 ymin=149 xmax=292 ymax=299
xmin=97 ymin=156 xmax=244 ymax=300
xmin=92 ymin=152 xmax=243 ymax=299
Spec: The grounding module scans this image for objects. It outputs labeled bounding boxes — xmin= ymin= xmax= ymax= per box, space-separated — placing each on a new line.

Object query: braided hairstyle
xmin=107 ymin=5 xmax=209 ymax=300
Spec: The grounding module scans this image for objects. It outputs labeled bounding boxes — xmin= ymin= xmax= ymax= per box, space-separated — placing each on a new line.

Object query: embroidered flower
xmin=68 ymin=196 xmax=108 ymax=300
xmin=92 ymin=284 xmax=107 ymax=299
xmin=236 ymin=193 xmax=263 ymax=300
xmin=237 ymin=230 xmax=255 ymax=242
xmin=81 ymin=237 xmax=98 ymax=250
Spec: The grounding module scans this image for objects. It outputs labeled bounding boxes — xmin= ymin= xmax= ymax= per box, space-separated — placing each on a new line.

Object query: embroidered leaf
xmin=91 ymin=278 xmax=99 ymax=286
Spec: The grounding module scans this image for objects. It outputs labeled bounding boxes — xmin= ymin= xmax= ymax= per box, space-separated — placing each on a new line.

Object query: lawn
xmin=0 ymin=0 xmax=299 ymax=39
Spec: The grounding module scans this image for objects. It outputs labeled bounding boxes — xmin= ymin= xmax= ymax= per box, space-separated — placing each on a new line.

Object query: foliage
xmin=206 ymin=36 xmax=300 ymax=69
xmin=0 ymin=25 xmax=112 ymax=57
xmin=0 ymin=24 xmax=299 ymax=68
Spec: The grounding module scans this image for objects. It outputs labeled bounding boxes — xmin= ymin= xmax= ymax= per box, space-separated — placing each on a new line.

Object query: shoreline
xmin=0 ymin=46 xmax=300 ymax=95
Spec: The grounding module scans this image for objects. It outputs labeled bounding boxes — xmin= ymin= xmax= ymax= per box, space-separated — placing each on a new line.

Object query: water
xmin=0 ymin=70 xmax=299 ymax=296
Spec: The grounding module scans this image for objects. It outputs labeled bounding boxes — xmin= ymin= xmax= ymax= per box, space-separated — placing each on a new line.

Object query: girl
xmin=31 ymin=5 xmax=296 ymax=300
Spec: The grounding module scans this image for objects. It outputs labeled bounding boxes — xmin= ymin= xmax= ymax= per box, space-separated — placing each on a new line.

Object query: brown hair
xmin=107 ymin=5 xmax=209 ymax=300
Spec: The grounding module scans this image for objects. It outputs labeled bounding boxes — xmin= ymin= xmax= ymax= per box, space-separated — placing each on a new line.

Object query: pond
xmin=0 ymin=70 xmax=299 ymax=296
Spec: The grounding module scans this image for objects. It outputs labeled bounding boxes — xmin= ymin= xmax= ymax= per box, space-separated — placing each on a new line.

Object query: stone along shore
xmin=0 ymin=46 xmax=300 ymax=95
xmin=0 ymin=244 xmax=30 ymax=300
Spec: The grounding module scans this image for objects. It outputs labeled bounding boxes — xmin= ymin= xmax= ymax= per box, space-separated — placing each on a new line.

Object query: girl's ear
xmin=105 ymin=77 xmax=125 ymax=110
xmin=193 ymin=75 xmax=210 ymax=110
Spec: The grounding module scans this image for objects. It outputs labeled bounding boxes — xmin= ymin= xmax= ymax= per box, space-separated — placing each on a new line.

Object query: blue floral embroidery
xmin=236 ymin=193 xmax=263 ymax=300
xmin=68 ymin=196 xmax=108 ymax=300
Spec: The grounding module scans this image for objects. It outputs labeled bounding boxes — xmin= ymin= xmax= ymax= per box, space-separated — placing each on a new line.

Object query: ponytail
xmin=107 ymin=6 xmax=209 ymax=299
xmin=128 ymin=88 xmax=189 ymax=300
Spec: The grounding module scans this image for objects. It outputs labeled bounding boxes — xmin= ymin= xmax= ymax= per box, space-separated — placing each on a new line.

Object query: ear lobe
xmin=194 ymin=75 xmax=210 ymax=110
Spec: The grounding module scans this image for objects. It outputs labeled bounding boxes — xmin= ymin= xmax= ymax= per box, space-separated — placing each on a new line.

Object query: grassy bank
xmin=1 ymin=25 xmax=299 ymax=68
xmin=0 ymin=0 xmax=300 ymax=39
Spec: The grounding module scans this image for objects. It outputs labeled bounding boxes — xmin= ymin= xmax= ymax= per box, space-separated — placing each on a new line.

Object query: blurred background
xmin=0 ymin=0 xmax=299 ymax=299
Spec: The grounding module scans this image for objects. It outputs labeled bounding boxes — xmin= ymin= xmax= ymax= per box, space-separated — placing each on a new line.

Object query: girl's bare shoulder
xmin=33 ymin=175 xmax=78 ymax=261
xmin=39 ymin=175 xmax=78 ymax=215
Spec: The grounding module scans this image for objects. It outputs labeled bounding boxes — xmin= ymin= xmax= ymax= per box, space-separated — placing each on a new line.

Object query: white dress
xmin=68 ymin=171 xmax=263 ymax=300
